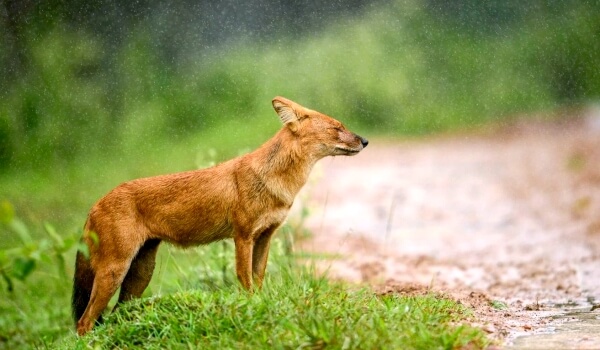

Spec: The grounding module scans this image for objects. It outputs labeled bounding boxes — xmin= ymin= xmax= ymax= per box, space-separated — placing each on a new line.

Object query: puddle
xmin=507 ymin=306 xmax=600 ymax=350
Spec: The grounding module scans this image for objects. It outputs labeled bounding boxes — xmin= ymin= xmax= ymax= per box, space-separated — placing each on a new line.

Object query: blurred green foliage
xmin=0 ymin=0 xmax=599 ymax=172
xmin=0 ymin=200 xmax=79 ymax=291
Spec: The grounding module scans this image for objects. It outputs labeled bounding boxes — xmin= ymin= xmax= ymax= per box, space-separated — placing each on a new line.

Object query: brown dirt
xmin=291 ymin=108 xmax=600 ymax=347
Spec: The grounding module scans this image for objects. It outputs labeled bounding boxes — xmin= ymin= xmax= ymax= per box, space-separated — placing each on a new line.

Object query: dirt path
xmin=293 ymin=111 xmax=600 ymax=347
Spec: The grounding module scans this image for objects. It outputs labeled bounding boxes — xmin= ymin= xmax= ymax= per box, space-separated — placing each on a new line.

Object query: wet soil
xmin=292 ymin=110 xmax=600 ymax=348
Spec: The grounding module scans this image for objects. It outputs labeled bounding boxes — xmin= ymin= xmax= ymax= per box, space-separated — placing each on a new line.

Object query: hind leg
xmin=252 ymin=225 xmax=278 ymax=289
xmin=116 ymin=239 xmax=161 ymax=306
xmin=76 ymin=258 xmax=132 ymax=335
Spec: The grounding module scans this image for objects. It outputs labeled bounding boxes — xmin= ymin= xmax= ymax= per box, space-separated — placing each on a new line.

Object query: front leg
xmin=252 ymin=225 xmax=278 ymax=289
xmin=234 ymin=234 xmax=253 ymax=291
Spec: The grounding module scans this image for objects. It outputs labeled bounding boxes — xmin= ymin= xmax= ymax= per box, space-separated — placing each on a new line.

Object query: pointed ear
xmin=272 ymin=97 xmax=298 ymax=125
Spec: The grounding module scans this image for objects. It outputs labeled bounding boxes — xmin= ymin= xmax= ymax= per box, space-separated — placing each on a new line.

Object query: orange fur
xmin=72 ymin=96 xmax=368 ymax=335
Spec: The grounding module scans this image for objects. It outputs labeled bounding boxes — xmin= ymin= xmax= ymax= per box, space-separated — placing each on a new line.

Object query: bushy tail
xmin=72 ymin=250 xmax=95 ymax=324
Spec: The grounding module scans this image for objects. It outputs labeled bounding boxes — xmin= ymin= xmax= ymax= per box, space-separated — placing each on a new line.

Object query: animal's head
xmin=272 ymin=96 xmax=368 ymax=158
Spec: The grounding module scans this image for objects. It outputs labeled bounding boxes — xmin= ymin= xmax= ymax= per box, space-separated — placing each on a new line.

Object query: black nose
xmin=360 ymin=136 xmax=369 ymax=147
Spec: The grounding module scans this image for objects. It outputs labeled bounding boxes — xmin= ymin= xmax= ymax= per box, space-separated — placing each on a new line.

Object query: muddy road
xmin=293 ymin=112 xmax=600 ymax=348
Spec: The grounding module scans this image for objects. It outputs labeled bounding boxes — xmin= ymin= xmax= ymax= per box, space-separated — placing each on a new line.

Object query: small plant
xmin=490 ymin=300 xmax=508 ymax=310
xmin=0 ymin=200 xmax=81 ymax=291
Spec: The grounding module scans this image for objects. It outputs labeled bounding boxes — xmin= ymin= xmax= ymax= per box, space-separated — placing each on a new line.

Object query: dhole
xmin=72 ymin=96 xmax=368 ymax=335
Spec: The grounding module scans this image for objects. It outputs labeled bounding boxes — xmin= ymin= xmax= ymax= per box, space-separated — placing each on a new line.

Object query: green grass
xmin=1 ymin=227 xmax=490 ymax=350
xmin=0 ymin=273 xmax=73 ymax=347
xmin=62 ymin=268 xmax=488 ymax=350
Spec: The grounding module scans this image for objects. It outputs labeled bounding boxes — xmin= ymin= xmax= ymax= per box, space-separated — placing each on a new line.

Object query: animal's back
xmin=89 ymin=161 xmax=239 ymax=246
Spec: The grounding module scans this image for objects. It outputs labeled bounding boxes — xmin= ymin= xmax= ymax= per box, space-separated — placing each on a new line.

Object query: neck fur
xmin=248 ymin=128 xmax=317 ymax=205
